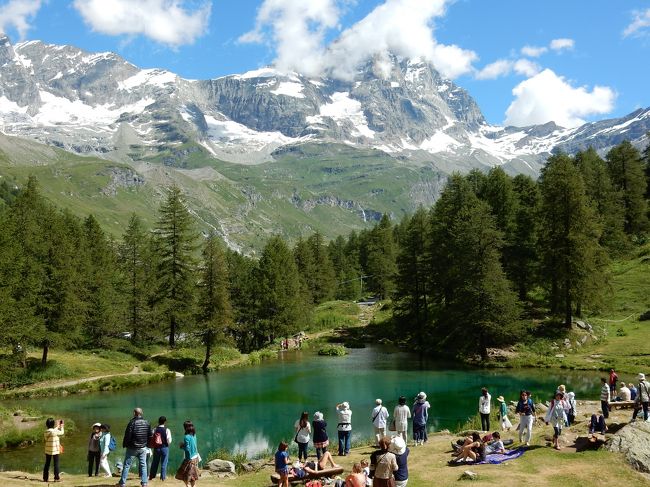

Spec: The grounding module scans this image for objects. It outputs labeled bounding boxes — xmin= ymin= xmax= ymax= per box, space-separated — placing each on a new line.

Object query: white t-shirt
xmin=393 ymin=405 xmax=411 ymax=431
xmin=486 ymin=440 xmax=504 ymax=455
xmin=294 ymin=420 xmax=311 ymax=443
xmin=479 ymin=393 xmax=491 ymax=414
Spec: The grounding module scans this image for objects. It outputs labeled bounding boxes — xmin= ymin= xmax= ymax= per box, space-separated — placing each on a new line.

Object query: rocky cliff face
xmin=0 ymin=36 xmax=649 ymax=174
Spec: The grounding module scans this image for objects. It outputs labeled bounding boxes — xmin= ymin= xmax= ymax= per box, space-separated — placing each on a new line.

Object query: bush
xmin=317 ymin=345 xmax=347 ymax=356
xmin=639 ymin=310 xmax=650 ymax=321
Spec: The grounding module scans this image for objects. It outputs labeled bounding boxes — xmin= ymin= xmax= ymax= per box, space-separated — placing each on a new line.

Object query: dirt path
xmin=10 ymin=366 xmax=149 ymax=393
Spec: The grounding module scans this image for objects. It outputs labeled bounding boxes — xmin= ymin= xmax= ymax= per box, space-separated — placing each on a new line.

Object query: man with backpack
xmin=148 ymin=416 xmax=172 ymax=481
xmin=118 ymin=407 xmax=152 ymax=487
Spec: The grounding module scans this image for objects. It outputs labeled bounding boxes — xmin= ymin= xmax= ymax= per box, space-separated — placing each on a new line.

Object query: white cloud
xmin=0 ymin=0 xmax=43 ymax=39
xmin=513 ymin=59 xmax=540 ymax=77
xmin=240 ymin=0 xmax=478 ymax=80
xmin=73 ymin=0 xmax=211 ymax=48
xmin=549 ymin=38 xmax=574 ymax=51
xmin=623 ymin=8 xmax=650 ymax=37
xmin=476 ymin=58 xmax=540 ymax=80
xmin=520 ymin=45 xmax=547 ymax=58
xmin=504 ymin=69 xmax=616 ymax=128
xmin=239 ymin=0 xmax=340 ymax=77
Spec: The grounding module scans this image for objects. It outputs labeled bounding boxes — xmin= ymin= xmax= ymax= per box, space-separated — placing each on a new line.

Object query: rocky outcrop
xmin=605 ymin=421 xmax=650 ymax=473
xmin=205 ymin=458 xmax=236 ymax=474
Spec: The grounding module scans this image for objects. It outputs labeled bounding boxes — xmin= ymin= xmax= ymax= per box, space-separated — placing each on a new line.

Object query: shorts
xmin=553 ymin=426 xmax=562 ymax=437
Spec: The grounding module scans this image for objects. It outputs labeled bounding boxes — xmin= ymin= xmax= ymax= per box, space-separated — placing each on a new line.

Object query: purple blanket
xmin=479 ymin=447 xmax=526 ymax=464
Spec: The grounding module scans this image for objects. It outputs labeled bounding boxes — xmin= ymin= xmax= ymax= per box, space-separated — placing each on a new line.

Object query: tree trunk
xmin=202 ymin=332 xmax=212 ymax=373
xmin=564 ymin=279 xmax=572 ymax=328
xmin=169 ymin=314 xmax=176 ymax=348
xmin=41 ymin=342 xmax=49 ymax=367
xmin=576 ymin=299 xmax=582 ymax=318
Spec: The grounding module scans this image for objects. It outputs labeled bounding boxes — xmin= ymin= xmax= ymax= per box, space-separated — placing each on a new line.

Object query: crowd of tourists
xmin=42 ymin=408 xmax=200 ymax=487
xmin=41 ymin=370 xmax=650 ymax=486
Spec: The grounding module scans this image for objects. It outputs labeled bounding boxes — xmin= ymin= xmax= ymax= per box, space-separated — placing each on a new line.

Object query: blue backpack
xmin=108 ymin=435 xmax=117 ymax=452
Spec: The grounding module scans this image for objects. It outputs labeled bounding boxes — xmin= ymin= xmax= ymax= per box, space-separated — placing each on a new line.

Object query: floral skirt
xmin=175 ymin=459 xmax=199 ymax=482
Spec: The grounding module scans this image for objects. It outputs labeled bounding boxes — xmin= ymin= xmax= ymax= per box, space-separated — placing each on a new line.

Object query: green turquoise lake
xmin=0 ymin=346 xmax=606 ymax=473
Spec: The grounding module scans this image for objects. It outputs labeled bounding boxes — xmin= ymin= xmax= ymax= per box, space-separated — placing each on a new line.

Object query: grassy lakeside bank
xmin=0 ymin=405 xmax=76 ymax=450
xmin=1 ymin=408 xmax=648 ymax=487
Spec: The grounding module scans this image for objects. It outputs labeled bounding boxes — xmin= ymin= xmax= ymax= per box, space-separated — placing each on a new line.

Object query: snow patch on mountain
xmin=270 ymin=81 xmax=305 ymax=98
xmin=420 ymin=131 xmax=461 ymax=153
xmin=307 ymin=92 xmax=375 ymax=139
xmin=118 ymin=69 xmax=177 ymax=90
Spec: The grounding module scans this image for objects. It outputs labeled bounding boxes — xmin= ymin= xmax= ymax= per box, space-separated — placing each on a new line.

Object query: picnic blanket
xmin=449 ymin=448 xmax=525 ymax=467
xmin=270 ymin=467 xmax=344 ymax=484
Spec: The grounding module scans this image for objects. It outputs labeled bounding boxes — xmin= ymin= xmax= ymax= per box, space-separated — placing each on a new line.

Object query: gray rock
xmin=459 ymin=470 xmax=478 ymax=481
xmin=605 ymin=421 xmax=650 ymax=473
xmin=206 ymin=459 xmax=236 ymax=473
xmin=555 ymin=354 xmax=565 ymax=358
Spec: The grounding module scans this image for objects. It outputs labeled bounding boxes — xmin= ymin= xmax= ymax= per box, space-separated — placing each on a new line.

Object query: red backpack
xmin=148 ymin=429 xmax=163 ymax=448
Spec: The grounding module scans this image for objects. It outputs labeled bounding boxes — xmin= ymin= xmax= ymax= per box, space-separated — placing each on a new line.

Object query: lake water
xmin=0 ymin=346 xmax=604 ymax=474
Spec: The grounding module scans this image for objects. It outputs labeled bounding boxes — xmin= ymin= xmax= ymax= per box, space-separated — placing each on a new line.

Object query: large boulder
xmin=605 ymin=421 xmax=650 ymax=472
xmin=205 ymin=459 xmax=236 ymax=474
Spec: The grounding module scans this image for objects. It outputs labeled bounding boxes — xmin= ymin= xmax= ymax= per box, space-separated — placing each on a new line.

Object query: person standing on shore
xmin=43 ymin=418 xmax=64 ymax=483
xmin=412 ymin=392 xmax=430 ymax=445
xmin=275 ymin=441 xmax=290 ymax=487
xmin=479 ymin=388 xmax=491 ymax=431
xmin=149 ymin=416 xmax=172 ymax=481
xmin=371 ymin=399 xmax=389 ymax=446
xmin=609 ymin=368 xmax=619 ymax=396
xmin=336 ymin=402 xmax=352 ymax=456
xmin=393 ymin=396 xmax=411 ymax=444
xmin=177 ymin=421 xmax=200 ymax=487
xmin=545 ymin=392 xmax=567 ymax=450
xmin=118 ymin=407 xmax=152 ymax=487
xmin=632 ymin=373 xmax=650 ymax=422
xmin=87 ymin=423 xmax=102 ymax=477
xmin=98 ymin=424 xmax=113 ymax=478
xmin=600 ymin=377 xmax=611 ymax=419
xmin=312 ymin=411 xmax=329 ymax=461
xmin=497 ymin=396 xmax=511 ymax=431
xmin=294 ymin=411 xmax=311 ymax=462
xmin=515 ymin=390 xmax=535 ymax=446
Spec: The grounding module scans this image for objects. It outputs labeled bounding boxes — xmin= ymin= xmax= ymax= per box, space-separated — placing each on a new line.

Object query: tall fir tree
xmin=510 ymin=174 xmax=541 ymax=300
xmin=293 ymin=237 xmax=316 ymax=304
xmin=605 ymin=141 xmax=649 ymax=234
xmin=394 ymin=208 xmax=431 ymax=338
xmin=539 ymin=153 xmax=607 ymax=327
xmin=197 ymin=234 xmax=232 ymax=372
xmin=307 ymin=232 xmax=336 ymax=303
xmin=154 ymin=186 xmax=198 ymax=347
xmin=328 ymin=235 xmax=361 ymax=300
xmin=226 ymin=250 xmax=258 ymax=352
xmin=82 ymin=215 xmax=121 ymax=346
xmin=643 ymin=132 xmax=650 ymax=200
xmin=365 ymin=214 xmax=397 ymax=299
xmin=255 ymin=236 xmax=304 ymax=345
xmin=574 ymin=148 xmax=627 ymax=251
xmin=118 ymin=214 xmax=154 ymax=342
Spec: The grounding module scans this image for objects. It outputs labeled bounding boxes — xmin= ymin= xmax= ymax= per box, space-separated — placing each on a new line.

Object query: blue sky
xmin=0 ymin=0 xmax=649 ymax=127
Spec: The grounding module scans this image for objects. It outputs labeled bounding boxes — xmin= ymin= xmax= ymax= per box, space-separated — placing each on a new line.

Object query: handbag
xmin=388 ymin=419 xmax=396 ymax=432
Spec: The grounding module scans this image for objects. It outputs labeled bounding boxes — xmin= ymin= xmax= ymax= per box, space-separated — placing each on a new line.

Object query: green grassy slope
xmin=0 ymin=135 xmax=444 ymax=249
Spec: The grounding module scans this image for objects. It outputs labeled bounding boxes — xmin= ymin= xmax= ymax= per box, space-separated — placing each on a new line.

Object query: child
xmin=545 ymin=392 xmax=567 ymax=450
xmin=87 ymin=423 xmax=102 ymax=477
xmin=360 ymin=459 xmax=371 ymax=486
xmin=274 ymin=441 xmax=290 ymax=487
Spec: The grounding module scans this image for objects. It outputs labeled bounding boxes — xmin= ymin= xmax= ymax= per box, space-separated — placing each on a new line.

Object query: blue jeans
xmin=338 ymin=430 xmax=350 ymax=455
xmin=120 ymin=447 xmax=148 ymax=486
xmin=149 ymin=446 xmax=169 ymax=480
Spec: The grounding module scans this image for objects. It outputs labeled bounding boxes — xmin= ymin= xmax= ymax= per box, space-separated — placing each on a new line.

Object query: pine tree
xmin=643 ymin=132 xmax=650 ymax=200
xmin=255 ymin=236 xmax=304 ymax=344
xmin=82 ymin=215 xmax=121 ymax=346
xmin=510 ymin=175 xmax=541 ymax=300
xmin=574 ymin=148 xmax=627 ymax=251
xmin=606 ymin=141 xmax=649 ymax=234
xmin=226 ymin=250 xmax=258 ymax=352
xmin=197 ymin=234 xmax=232 ymax=372
xmin=154 ymin=186 xmax=198 ymax=347
xmin=118 ymin=214 xmax=153 ymax=342
xmin=539 ymin=154 xmax=607 ymax=327
xmin=365 ymin=214 xmax=397 ymax=299
xmin=307 ymin=232 xmax=336 ymax=303
xmin=394 ymin=208 xmax=431 ymax=338
xmin=328 ymin=236 xmax=361 ymax=300
xmin=293 ymin=237 xmax=316 ymax=304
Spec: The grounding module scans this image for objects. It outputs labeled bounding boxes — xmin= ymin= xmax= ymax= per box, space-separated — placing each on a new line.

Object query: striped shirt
xmin=44 ymin=427 xmax=64 ymax=455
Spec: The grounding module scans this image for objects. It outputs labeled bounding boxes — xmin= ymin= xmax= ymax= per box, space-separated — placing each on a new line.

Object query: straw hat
xmin=496 ymin=396 xmax=505 ymax=402
xmin=417 ymin=392 xmax=427 ymax=400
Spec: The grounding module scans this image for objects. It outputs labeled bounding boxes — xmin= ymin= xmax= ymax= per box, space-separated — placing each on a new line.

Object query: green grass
xmin=308 ymin=301 xmax=360 ymax=332
xmin=317 ymin=344 xmax=347 ymax=356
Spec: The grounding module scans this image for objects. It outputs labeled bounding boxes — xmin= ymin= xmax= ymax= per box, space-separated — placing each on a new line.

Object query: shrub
xmin=639 ymin=310 xmax=650 ymax=321
xmin=318 ymin=345 xmax=347 ymax=356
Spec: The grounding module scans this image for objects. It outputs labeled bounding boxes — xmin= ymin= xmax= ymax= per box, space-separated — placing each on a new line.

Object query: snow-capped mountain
xmin=1 ymin=35 xmax=649 ymax=175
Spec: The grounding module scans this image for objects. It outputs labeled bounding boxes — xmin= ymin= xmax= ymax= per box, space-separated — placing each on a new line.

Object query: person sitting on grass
xmin=589 ymin=410 xmax=607 ymax=436
xmin=452 ymin=432 xmax=484 ymax=463
xmin=484 ymin=431 xmax=506 ymax=455
xmin=345 ymin=462 xmax=367 ymax=487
